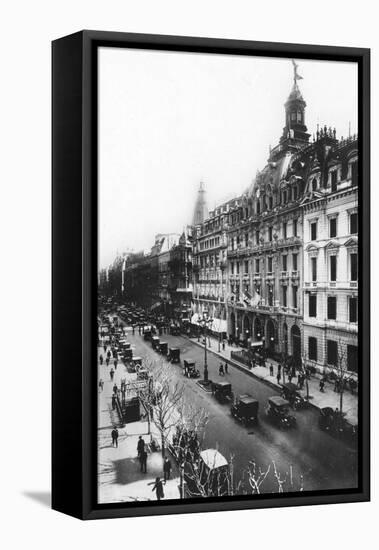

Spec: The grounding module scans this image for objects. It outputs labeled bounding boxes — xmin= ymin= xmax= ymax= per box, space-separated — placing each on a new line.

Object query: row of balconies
xmin=304 ymin=281 xmax=358 ymax=289
xmin=228 ymin=270 xmax=300 ymax=280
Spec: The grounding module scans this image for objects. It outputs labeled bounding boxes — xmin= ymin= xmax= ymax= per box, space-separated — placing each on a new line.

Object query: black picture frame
xmin=52 ymin=30 xmax=370 ymax=520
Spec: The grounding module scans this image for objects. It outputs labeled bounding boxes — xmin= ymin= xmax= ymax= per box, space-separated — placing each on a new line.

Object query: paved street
xmin=125 ymin=329 xmax=358 ymax=494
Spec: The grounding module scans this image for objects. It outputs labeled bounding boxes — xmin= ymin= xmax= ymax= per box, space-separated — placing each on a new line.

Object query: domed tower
xmin=280 ymin=60 xmax=310 ymax=147
xmin=192 ymin=181 xmax=208 ymax=226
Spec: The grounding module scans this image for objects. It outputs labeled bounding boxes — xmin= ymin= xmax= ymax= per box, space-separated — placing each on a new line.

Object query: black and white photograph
xmin=97 ymin=47 xmax=360 ymax=505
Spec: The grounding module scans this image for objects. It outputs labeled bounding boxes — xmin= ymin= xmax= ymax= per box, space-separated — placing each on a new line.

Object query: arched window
xmin=256 ymin=200 xmax=261 ymax=215
xmin=269 ymin=195 xmax=273 ymax=210
xmin=312 ymin=178 xmax=317 ymax=192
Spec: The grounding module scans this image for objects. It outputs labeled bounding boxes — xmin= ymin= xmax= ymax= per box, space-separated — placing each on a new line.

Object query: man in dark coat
xmin=140 ymin=449 xmax=147 ymax=473
xmin=149 ymin=477 xmax=165 ymax=500
xmin=111 ymin=427 xmax=119 ymax=447
xmin=137 ymin=436 xmax=145 ymax=458
xmin=163 ymin=457 xmax=172 ymax=481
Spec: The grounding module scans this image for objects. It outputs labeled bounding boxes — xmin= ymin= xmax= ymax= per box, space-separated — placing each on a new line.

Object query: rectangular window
xmin=244 ymin=260 xmax=249 ymax=274
xmin=329 ymin=217 xmax=337 ymax=238
xmin=311 ymin=257 xmax=317 ymax=281
xmin=310 ymin=221 xmax=317 ymax=241
xmin=282 ymin=255 xmax=287 ymax=271
xmin=255 ymin=230 xmax=260 ymax=245
xmin=350 ymin=253 xmax=358 ymax=281
xmin=308 ymin=337 xmax=317 ymax=361
xmin=236 ymin=262 xmax=240 ymax=275
xmin=347 ymin=345 xmax=358 ymax=373
xmin=268 ymin=257 xmax=273 ymax=272
xmin=330 ymin=255 xmax=337 ymax=281
xmin=283 ymin=222 xmax=287 ymax=239
xmin=331 ymin=171 xmax=337 ymax=192
xmin=327 ymin=340 xmax=338 ymax=366
xmin=293 ymin=253 xmax=298 ymax=271
xmin=327 ymin=296 xmax=337 ymax=320
xmin=293 ymin=219 xmax=298 ymax=237
xmin=351 ymin=161 xmax=358 ymax=186
xmin=268 ymin=286 xmax=273 ymax=306
xmin=309 ymin=294 xmax=317 ymax=317
xmin=245 ymin=233 xmax=249 ymax=247
xmin=350 ymin=213 xmax=358 ymax=234
xmin=231 ymin=262 xmax=234 ymax=275
xmin=292 ymin=286 xmax=298 ymax=309
xmin=283 ymin=286 xmax=287 ymax=307
xmin=268 ymin=227 xmax=273 ymax=241
xmin=255 ymin=259 xmax=260 ymax=273
xmin=349 ymin=296 xmax=358 ymax=323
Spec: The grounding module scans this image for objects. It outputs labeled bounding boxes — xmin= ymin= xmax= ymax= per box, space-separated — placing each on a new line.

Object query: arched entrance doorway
xmin=291 ymin=325 xmax=301 ymax=367
xmin=266 ymin=319 xmax=276 ymax=357
xmin=254 ymin=317 xmax=263 ymax=341
xmin=243 ymin=315 xmax=250 ymax=343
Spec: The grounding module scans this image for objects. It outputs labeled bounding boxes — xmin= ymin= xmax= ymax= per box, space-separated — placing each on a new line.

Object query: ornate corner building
xmin=192 ymin=67 xmax=358 ymax=374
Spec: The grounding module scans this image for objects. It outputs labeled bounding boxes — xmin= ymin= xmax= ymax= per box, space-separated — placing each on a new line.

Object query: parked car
xmin=159 ymin=342 xmax=168 ymax=355
xmin=280 ymin=382 xmax=308 ymax=410
xmin=212 ymin=381 xmax=234 ymax=403
xmin=168 ymin=347 xmax=180 ymax=363
xmin=231 ymin=394 xmax=259 ymax=424
xmin=266 ymin=396 xmax=296 ymax=429
xmin=183 ymin=359 xmax=200 ymax=378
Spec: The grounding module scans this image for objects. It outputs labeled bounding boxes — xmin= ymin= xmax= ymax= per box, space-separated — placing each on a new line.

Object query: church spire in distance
xmin=192 ymin=180 xmax=208 ymax=226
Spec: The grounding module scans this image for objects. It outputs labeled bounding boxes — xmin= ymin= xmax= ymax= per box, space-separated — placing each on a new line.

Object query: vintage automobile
xmin=143 ymin=330 xmax=152 ymax=341
xmin=231 ymin=394 xmax=259 ymax=424
xmin=151 ymin=336 xmax=160 ymax=350
xmin=318 ymin=407 xmax=357 ymax=443
xmin=122 ymin=349 xmax=133 ymax=361
xmin=266 ymin=396 xmax=296 ymax=429
xmin=212 ymin=381 xmax=234 ymax=403
xmin=132 ymin=356 xmax=142 ymax=367
xmin=280 ymin=382 xmax=308 ymax=410
xmin=183 ymin=359 xmax=200 ymax=378
xmin=159 ymin=342 xmax=168 ymax=355
xmin=168 ymin=347 xmax=181 ymax=363
xmin=170 ymin=324 xmax=181 ymax=336
xmin=137 ymin=365 xmax=149 ymax=380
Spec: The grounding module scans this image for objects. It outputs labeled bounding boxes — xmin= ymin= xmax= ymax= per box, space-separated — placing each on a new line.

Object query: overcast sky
xmin=99 ymin=47 xmax=357 ymax=269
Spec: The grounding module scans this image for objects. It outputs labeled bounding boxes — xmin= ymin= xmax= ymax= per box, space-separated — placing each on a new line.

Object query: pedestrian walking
xmin=98 ymin=378 xmax=104 ymax=391
xmin=110 ymin=367 xmax=115 ymax=381
xmin=113 ymin=383 xmax=118 ymax=395
xmin=111 ymin=395 xmax=117 ymax=410
xmin=106 ymin=357 xmax=110 ymax=367
xmin=219 ymin=364 xmax=224 ymax=376
xmin=132 ymin=326 xmax=135 ymax=335
xmin=277 ymin=363 xmax=282 ymax=374
xmin=224 ymin=363 xmax=228 ymax=375
xmin=111 ymin=426 xmax=119 ymax=447
xmin=137 ymin=436 xmax=145 ymax=459
xmin=276 ymin=371 xmax=281 ymax=385
xmin=140 ymin=449 xmax=147 ymax=473
xmin=163 ymin=457 xmax=172 ymax=481
xmin=103 ymin=344 xmax=107 ymax=353
xmin=114 ymin=358 xmax=118 ymax=369
xmin=99 ymin=354 xmax=103 ymax=365
xmin=148 ymin=477 xmax=165 ymax=500
xmin=222 ymin=340 xmax=225 ymax=351
xmin=107 ymin=350 xmax=111 ymax=359
xmin=269 ymin=363 xmax=274 ymax=377
xmin=319 ymin=378 xmax=325 ymax=392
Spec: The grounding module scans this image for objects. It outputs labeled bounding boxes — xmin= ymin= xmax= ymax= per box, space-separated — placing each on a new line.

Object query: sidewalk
xmin=98 ymin=345 xmax=181 ymax=503
xmin=187 ymin=335 xmax=358 ymax=426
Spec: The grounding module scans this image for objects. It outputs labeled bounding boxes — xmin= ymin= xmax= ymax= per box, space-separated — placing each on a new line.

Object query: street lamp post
xmin=197 ymin=310 xmax=213 ymax=384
